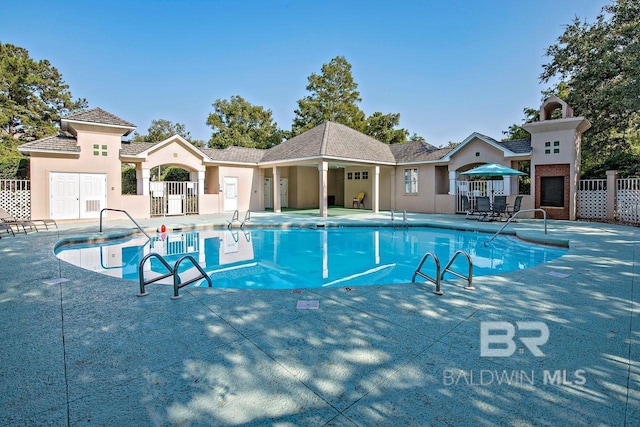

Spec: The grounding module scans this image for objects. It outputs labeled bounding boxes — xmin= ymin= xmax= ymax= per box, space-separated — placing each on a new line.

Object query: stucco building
xmin=18 ymin=96 xmax=590 ymax=221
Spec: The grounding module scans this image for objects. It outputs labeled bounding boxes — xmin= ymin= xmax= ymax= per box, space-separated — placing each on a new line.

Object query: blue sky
xmin=4 ymin=0 xmax=604 ymax=146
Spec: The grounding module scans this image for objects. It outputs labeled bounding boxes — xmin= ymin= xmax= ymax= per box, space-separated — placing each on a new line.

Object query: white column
xmin=503 ymin=176 xmax=512 ymax=196
xmin=372 ymin=166 xmax=380 ymax=213
xmin=319 ymin=161 xmax=328 ymax=217
xmin=273 ymin=167 xmax=281 ymax=213
xmin=258 ymin=169 xmax=265 ymax=210
xmin=390 ymin=169 xmax=396 ymax=211
xmin=449 ymin=170 xmax=457 ymax=195
xmin=190 ymin=171 xmax=205 ymax=195
xmin=137 ymin=168 xmax=150 ymax=196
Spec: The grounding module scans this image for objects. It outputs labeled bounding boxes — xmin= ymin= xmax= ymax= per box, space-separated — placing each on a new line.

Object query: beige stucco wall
xmin=218 ymin=166 xmax=259 ymax=212
xmin=447 ymin=139 xmax=506 ymax=173
xmin=144 ymin=139 xmax=206 ymax=173
xmin=393 ymin=164 xmax=438 ymax=213
xmin=290 ymin=166 xmax=319 ymax=208
xmin=344 ymin=166 xmax=374 ymax=209
xmin=378 ymin=168 xmax=391 ymax=211
xmin=29 ymin=127 xmax=125 ymax=219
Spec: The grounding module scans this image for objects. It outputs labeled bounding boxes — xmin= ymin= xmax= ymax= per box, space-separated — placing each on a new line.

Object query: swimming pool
xmin=55 ymin=227 xmax=567 ymax=290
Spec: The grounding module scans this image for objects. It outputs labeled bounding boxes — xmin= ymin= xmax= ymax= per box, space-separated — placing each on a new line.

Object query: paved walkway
xmin=0 ymin=212 xmax=638 ymax=426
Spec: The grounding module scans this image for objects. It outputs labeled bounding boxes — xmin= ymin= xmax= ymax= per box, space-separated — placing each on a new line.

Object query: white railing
xmin=455 ymin=180 xmax=504 ymax=213
xmin=150 ymin=181 xmax=199 ymax=216
xmin=0 ymin=179 xmax=30 ymax=218
xmin=577 ymin=179 xmax=607 ymax=220
xmin=616 ymin=178 xmax=640 ymax=223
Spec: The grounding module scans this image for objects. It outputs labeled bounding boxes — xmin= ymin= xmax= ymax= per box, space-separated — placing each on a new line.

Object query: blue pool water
xmin=55 ymin=227 xmax=567 ymax=290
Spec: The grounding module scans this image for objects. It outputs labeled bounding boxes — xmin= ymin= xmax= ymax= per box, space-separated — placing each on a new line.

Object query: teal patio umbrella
xmin=460 ymin=163 xmax=526 ymax=202
xmin=460 ymin=163 xmax=526 ymax=177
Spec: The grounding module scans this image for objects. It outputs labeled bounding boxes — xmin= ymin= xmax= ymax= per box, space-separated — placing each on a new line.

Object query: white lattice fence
xmin=616 ymin=178 xmax=640 ymax=223
xmin=0 ymin=180 xmax=31 ymax=218
xmin=455 ymin=180 xmax=504 ymax=213
xmin=577 ymin=179 xmax=607 ymax=219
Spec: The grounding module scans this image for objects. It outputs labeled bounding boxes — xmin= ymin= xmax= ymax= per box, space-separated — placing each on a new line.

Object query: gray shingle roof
xmin=64 ymin=108 xmax=135 ymax=128
xmin=202 ymin=146 xmax=266 ymax=163
xmin=261 ymin=122 xmax=395 ymax=163
xmin=497 ymin=138 xmax=532 ymax=154
xmin=18 ymin=135 xmax=80 ymax=153
xmin=119 ymin=141 xmax=160 ymax=156
xmin=389 ymin=141 xmax=453 ymax=162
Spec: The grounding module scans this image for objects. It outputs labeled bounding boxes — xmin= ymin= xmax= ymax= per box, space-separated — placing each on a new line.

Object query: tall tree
xmin=131 ymin=119 xmax=203 ymax=147
xmin=0 ymin=42 xmax=87 ymax=141
xmin=540 ymin=0 xmax=640 ymax=176
xmin=365 ymin=112 xmax=408 ymax=144
xmin=0 ymin=42 xmax=86 ymax=178
xmin=292 ymin=56 xmax=366 ymax=135
xmin=207 ymin=95 xmax=283 ymax=149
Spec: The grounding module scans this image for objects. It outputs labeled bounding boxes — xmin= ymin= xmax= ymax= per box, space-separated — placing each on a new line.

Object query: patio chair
xmin=0 ymin=222 xmax=15 ymax=237
xmin=506 ymin=195 xmax=523 ymax=220
xmin=492 ymin=196 xmax=508 ymax=220
xmin=474 ymin=196 xmax=492 ymax=221
xmin=0 ymin=207 xmax=57 ymax=231
xmin=0 ymin=209 xmax=36 ymax=234
xmin=460 ymin=195 xmax=476 ymax=219
xmin=352 ymin=192 xmax=366 ymax=209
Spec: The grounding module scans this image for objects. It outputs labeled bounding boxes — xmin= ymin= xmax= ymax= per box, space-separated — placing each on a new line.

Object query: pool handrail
xmin=440 ymin=250 xmax=474 ymax=291
xmin=412 ymin=251 xmax=442 ymax=295
xmin=484 ymin=208 xmax=547 ymax=245
xmin=100 ymin=208 xmax=151 ymax=240
xmin=171 ymin=255 xmax=212 ymax=299
xmin=138 ymin=252 xmax=174 ymax=296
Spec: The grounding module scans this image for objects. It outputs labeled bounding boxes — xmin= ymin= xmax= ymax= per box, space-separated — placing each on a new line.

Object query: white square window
xmin=362 ymin=171 xmax=368 ymax=180
xmin=354 ymin=172 xmax=361 ymax=180
xmin=347 ymin=172 xmax=353 ymax=180
xmin=404 ymin=168 xmax=418 ymax=194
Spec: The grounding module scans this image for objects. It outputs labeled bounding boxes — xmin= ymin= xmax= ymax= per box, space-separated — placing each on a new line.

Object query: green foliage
xmin=540 ymin=0 xmax=640 ymax=176
xmin=207 ymin=95 xmax=282 ymax=149
xmin=292 ymin=56 xmax=367 ymax=135
xmin=365 ymin=112 xmax=409 ymax=144
xmin=0 ymin=42 xmax=87 ymax=141
xmin=131 ymin=119 xmax=199 ymax=145
xmin=121 ymin=166 xmax=137 ymax=195
xmin=292 ymin=56 xmax=417 ymax=144
xmin=162 ymin=167 xmax=190 ymax=182
xmin=409 ymin=133 xmax=426 ymax=142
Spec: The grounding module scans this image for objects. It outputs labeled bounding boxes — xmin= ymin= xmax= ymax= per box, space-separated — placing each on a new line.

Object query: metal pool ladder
xmin=391 ymin=210 xmax=408 ymax=227
xmin=412 ymin=250 xmax=474 ymax=295
xmin=138 ymin=253 xmax=212 ymax=299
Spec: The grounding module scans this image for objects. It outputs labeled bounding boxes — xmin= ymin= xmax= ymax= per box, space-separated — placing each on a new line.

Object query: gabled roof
xmin=61 ymin=108 xmax=136 ymax=135
xmin=497 ymin=138 xmax=532 ymax=154
xmin=440 ymin=132 xmax=530 ymax=161
xmin=390 ymin=141 xmax=453 ymax=163
xmin=203 ymin=146 xmax=266 ymax=164
xmin=261 ymin=122 xmax=396 ymax=164
xmin=119 ymin=141 xmax=159 ymax=156
xmin=121 ymin=135 xmax=209 ymax=161
xmin=17 ymin=135 xmax=80 ymax=155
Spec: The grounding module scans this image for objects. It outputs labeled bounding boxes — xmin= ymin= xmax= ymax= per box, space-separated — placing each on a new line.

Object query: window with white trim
xmin=404 ymin=168 xmax=418 ymax=194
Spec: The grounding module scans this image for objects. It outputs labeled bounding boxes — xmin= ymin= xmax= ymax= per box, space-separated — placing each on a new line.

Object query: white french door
xmin=50 ymin=173 xmax=106 ymax=220
xmin=223 ymin=177 xmax=238 ymax=212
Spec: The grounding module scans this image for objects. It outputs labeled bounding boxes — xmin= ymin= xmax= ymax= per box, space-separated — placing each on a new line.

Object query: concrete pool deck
xmin=0 ymin=211 xmax=638 ymax=426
